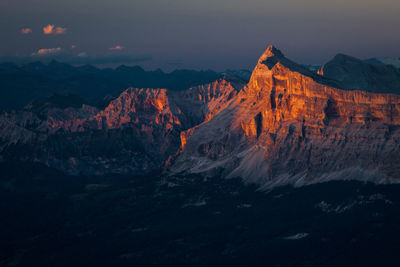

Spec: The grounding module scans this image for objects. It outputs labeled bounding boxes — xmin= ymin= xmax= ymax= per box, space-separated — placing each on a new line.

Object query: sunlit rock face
xmin=93 ymin=88 xmax=182 ymax=130
xmin=1 ymin=45 xmax=400 ymax=186
xmin=171 ymin=46 xmax=400 ymax=188
xmin=0 ymin=79 xmax=243 ymax=175
xmin=171 ymin=79 xmax=239 ymax=124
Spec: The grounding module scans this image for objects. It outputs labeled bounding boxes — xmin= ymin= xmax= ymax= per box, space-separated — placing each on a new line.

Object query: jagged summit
xmin=1 ymin=43 xmax=400 ymax=188
xmin=171 ymin=44 xmax=400 ymax=188
xmin=257 ymin=45 xmax=284 ymax=63
xmin=256 ymin=45 xmax=320 ymax=77
xmin=249 ymin=45 xmax=342 ymax=91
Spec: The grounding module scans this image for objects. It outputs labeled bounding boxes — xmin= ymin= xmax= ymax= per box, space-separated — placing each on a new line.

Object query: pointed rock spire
xmin=257 ymin=45 xmax=285 ymax=64
xmin=247 ymin=44 xmax=342 ymax=91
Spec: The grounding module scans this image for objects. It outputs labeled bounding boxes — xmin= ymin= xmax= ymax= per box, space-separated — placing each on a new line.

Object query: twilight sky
xmin=0 ymin=0 xmax=399 ymax=71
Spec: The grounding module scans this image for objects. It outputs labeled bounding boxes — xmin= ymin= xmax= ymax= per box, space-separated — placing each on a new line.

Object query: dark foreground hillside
xmin=1 ymin=162 xmax=400 ymax=266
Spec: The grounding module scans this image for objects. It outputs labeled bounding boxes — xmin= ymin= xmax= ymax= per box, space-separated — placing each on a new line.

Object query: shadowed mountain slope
xmin=320 ymin=53 xmax=400 ymax=94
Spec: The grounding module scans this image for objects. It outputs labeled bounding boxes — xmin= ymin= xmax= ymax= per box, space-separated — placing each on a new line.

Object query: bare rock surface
xmin=0 ymin=79 xmax=243 ymax=175
xmin=171 ymin=46 xmax=400 ymax=187
xmin=1 ymin=46 xmax=400 ymax=188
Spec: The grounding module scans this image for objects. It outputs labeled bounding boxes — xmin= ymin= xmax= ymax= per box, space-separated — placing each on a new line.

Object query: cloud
xmin=43 ymin=24 xmax=55 ymax=34
xmin=55 ymin=27 xmax=67 ymax=34
xmin=32 ymin=47 xmax=62 ymax=56
xmin=43 ymin=24 xmax=67 ymax=35
xmin=21 ymin=28 xmax=32 ymax=34
xmin=109 ymin=45 xmax=124 ymax=51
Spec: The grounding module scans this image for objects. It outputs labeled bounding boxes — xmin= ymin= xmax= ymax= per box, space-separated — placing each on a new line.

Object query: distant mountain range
xmin=0 ymin=61 xmax=234 ymax=110
xmin=0 ymin=46 xmax=399 ymax=188
xmin=366 ymin=57 xmax=400 ymax=68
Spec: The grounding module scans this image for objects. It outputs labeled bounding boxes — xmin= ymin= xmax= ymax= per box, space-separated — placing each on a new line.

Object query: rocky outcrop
xmin=170 ymin=78 xmax=240 ymax=124
xmin=1 ymin=45 xmax=399 ymax=188
xmin=171 ymin=46 xmax=400 ymax=187
xmin=0 ymin=79 xmax=243 ymax=175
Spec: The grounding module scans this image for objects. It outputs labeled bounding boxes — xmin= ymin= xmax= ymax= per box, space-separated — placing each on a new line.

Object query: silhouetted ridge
xmin=0 ymin=61 xmax=222 ymax=110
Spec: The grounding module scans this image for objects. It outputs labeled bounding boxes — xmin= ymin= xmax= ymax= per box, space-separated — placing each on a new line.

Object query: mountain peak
xmin=266 ymin=45 xmax=282 ymax=54
xmin=258 ymin=45 xmax=285 ymax=63
xmin=248 ymin=44 xmax=343 ymax=91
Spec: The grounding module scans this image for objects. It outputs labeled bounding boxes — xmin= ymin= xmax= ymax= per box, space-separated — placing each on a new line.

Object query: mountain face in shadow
xmin=0 ymin=46 xmax=400 ymax=188
xmin=319 ymin=54 xmax=400 ymax=94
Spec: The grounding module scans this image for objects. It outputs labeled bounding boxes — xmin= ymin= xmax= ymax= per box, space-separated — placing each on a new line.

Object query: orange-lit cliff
xmin=0 ymin=78 xmax=243 ymax=175
xmin=1 ymin=45 xmax=399 ymax=187
xmin=172 ymin=46 xmax=400 ymax=187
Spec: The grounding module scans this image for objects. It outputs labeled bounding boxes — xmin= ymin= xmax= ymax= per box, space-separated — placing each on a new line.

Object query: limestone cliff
xmin=171 ymin=46 xmax=400 ymax=187
xmin=0 ymin=79 xmax=243 ymax=175
xmin=1 ymin=45 xmax=399 ymax=188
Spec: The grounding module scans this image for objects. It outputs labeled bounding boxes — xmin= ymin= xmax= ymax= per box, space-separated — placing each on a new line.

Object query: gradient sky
xmin=0 ymin=0 xmax=399 ymax=70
